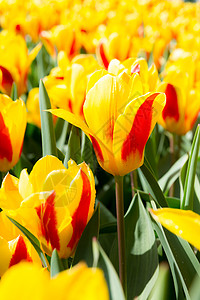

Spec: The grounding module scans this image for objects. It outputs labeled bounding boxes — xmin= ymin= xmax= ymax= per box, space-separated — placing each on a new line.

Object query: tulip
xmin=0 ymin=94 xmax=27 ymax=172
xmin=44 ymin=52 xmax=101 ymax=118
xmin=0 ymin=155 xmax=95 ymax=258
xmin=158 ymin=49 xmax=200 ymax=135
xmin=150 ymin=208 xmax=200 ymax=251
xmin=0 ymin=30 xmax=41 ymax=96
xmin=0 ymin=262 xmax=109 ymax=300
xmin=0 ymin=211 xmax=41 ymax=277
xmin=50 ymin=59 xmax=166 ymax=176
xmin=40 ymin=24 xmax=80 ymax=59
xmin=0 ymin=234 xmax=38 ymax=277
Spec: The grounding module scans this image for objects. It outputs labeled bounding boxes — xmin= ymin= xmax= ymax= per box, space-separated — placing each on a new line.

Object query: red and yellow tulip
xmin=50 ymin=59 xmax=166 ymax=176
xmin=0 ymin=262 xmax=109 ymax=300
xmin=0 ymin=30 xmax=41 ymax=96
xmin=44 ymin=52 xmax=101 ymax=118
xmin=158 ymin=49 xmax=200 ymax=135
xmin=150 ymin=208 xmax=200 ymax=251
xmin=0 ymin=94 xmax=27 ymax=172
xmin=0 ymin=155 xmax=95 ymax=258
xmin=0 ymin=212 xmax=41 ymax=276
xmin=40 ymin=24 xmax=80 ymax=59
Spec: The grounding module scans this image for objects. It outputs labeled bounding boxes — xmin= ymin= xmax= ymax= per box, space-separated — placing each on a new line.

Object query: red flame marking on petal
xmin=9 ymin=236 xmax=32 ymax=267
xmin=67 ymin=169 xmax=91 ymax=250
xmin=0 ymin=113 xmax=13 ymax=162
xmin=162 ymin=84 xmax=179 ymax=122
xmin=98 ymin=42 xmax=109 ymax=70
xmin=90 ymin=135 xmax=104 ymax=162
xmin=0 ymin=66 xmax=14 ymax=94
xmin=121 ymin=94 xmax=158 ymax=161
xmin=131 ymin=63 xmax=140 ymax=74
xmin=35 ymin=191 xmax=60 ymax=251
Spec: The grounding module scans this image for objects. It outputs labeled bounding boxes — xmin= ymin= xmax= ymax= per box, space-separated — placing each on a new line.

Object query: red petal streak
xmin=0 ymin=66 xmax=14 ymax=94
xmin=55 ymin=76 xmax=64 ymax=80
xmin=9 ymin=236 xmax=32 ymax=267
xmin=0 ymin=113 xmax=13 ymax=161
xmin=162 ymin=84 xmax=179 ymax=122
xmin=68 ymin=99 xmax=73 ymax=113
xmin=90 ymin=135 xmax=104 ymax=162
xmin=67 ymin=170 xmax=91 ymax=250
xmin=121 ymin=94 xmax=158 ymax=161
xmin=35 ymin=191 xmax=60 ymax=251
xmin=97 ymin=42 xmax=109 ymax=70
xmin=69 ymin=33 xmax=76 ymax=56
xmin=131 ymin=63 xmax=140 ymax=74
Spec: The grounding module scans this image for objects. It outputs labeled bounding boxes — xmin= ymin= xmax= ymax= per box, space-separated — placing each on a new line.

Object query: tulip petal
xmin=29 ymin=155 xmax=66 ymax=193
xmin=113 ymin=92 xmax=165 ymax=175
xmin=0 ymin=112 xmax=13 ymax=163
xmin=0 ymin=174 xmax=22 ymax=209
xmin=150 ymin=208 xmax=200 ymax=251
xmin=9 ymin=235 xmax=32 ymax=267
xmin=96 ymin=40 xmax=109 ymax=69
xmin=0 ymin=237 xmax=11 ymax=277
xmin=0 ymin=66 xmax=14 ymax=95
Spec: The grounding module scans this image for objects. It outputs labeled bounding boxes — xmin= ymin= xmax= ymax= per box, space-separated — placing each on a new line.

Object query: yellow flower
xmin=44 ymin=52 xmax=101 ymax=118
xmin=0 ymin=156 xmax=95 ymax=259
xmin=0 ymin=262 xmax=109 ymax=300
xmin=150 ymin=208 xmax=200 ymax=251
xmin=0 ymin=30 xmax=41 ymax=96
xmin=158 ymin=49 xmax=200 ymax=135
xmin=0 ymin=94 xmax=27 ymax=172
xmin=50 ymin=59 xmax=165 ymax=176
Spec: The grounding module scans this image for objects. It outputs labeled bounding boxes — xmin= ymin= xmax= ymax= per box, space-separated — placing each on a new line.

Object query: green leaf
xmin=165 ymin=197 xmax=180 ymax=209
xmin=93 ymin=239 xmax=125 ymax=300
xmin=139 ymin=160 xmax=168 ymax=207
xmin=72 ymin=204 xmax=100 ymax=267
xmin=10 ymin=82 xmax=18 ymax=101
xmin=189 ymin=273 xmax=200 ymax=300
xmin=81 ymin=132 xmax=94 ymax=172
xmin=50 ymin=249 xmax=65 ymax=278
xmin=7 ymin=216 xmax=48 ymax=268
xmin=64 ymin=125 xmax=81 ymax=167
xmin=151 ymin=211 xmax=200 ymax=300
xmin=148 ymin=263 xmax=175 ymax=300
xmin=181 ymin=125 xmax=200 ymax=210
xmin=159 ymin=154 xmax=188 ymax=193
xmin=125 ymin=193 xmax=159 ymax=300
xmin=39 ymin=80 xmax=57 ymax=157
xmin=55 ymin=118 xmax=69 ymax=152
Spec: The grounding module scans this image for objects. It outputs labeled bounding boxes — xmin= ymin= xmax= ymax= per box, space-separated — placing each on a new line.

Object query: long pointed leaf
xmin=39 ymin=80 xmax=57 ymax=157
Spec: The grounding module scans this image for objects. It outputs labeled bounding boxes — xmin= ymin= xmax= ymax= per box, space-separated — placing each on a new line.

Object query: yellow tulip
xmin=40 ymin=24 xmax=80 ymax=58
xmin=0 ymin=262 xmax=109 ymax=300
xmin=0 ymin=94 xmax=27 ymax=172
xmin=44 ymin=52 xmax=101 ymax=118
xmin=0 ymin=155 xmax=95 ymax=258
xmin=150 ymin=208 xmax=200 ymax=251
xmin=50 ymin=59 xmax=166 ymax=176
xmin=0 ymin=30 xmax=41 ymax=96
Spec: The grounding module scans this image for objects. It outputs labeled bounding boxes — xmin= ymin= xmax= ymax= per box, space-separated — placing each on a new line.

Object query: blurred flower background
xmin=0 ymin=0 xmax=200 ymax=299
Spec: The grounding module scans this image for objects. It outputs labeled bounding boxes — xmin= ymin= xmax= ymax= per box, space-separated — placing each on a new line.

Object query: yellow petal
xmin=0 ymin=262 xmax=49 ymax=299
xmin=150 ymin=208 xmax=200 ymax=251
xmin=50 ymin=262 xmax=109 ymax=300
xmin=29 ymin=155 xmax=66 ymax=193
xmin=0 ymin=237 xmax=11 ymax=277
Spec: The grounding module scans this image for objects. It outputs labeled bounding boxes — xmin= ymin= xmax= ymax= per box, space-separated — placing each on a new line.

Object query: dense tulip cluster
xmin=0 ymin=0 xmax=200 ymax=299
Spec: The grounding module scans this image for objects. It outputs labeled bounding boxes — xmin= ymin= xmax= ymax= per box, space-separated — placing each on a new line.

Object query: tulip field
xmin=1 ymin=0 xmax=200 ymax=299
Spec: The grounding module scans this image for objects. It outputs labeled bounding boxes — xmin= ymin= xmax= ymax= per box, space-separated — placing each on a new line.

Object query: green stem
xmin=130 ymin=170 xmax=138 ymax=198
xmin=169 ymin=134 xmax=175 ymax=197
xmin=115 ymin=175 xmax=127 ymax=296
